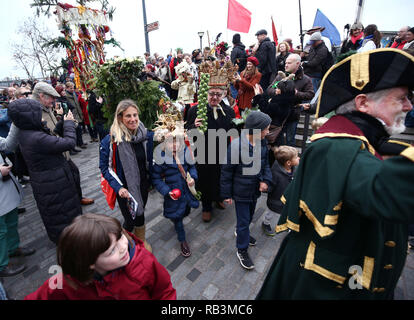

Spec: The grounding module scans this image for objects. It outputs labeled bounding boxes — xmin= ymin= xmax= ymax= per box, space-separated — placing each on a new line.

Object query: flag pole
xmin=298 ymin=0 xmax=310 ymax=154
xmin=298 ymin=0 xmax=304 ymax=52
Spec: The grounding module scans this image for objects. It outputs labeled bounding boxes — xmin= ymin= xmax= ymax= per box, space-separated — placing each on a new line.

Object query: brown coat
xmin=235 ymin=72 xmax=262 ymax=110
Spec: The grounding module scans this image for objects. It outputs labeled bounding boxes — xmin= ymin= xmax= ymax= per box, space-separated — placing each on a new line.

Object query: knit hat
xmin=408 ymin=27 xmax=414 ymax=34
xmin=232 ymin=33 xmax=241 ymax=44
xmin=247 ymin=56 xmax=259 ymax=66
xmin=33 ymin=82 xmax=60 ymax=98
xmin=245 ymin=111 xmax=271 ymax=130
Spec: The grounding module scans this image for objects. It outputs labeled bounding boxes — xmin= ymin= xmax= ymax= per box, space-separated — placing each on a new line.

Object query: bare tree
xmin=11 ymin=17 xmax=64 ymax=78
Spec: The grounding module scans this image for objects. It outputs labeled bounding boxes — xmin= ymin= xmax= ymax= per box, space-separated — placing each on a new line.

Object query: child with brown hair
xmin=25 ymin=213 xmax=176 ymax=300
xmin=262 ymin=145 xmax=300 ymax=236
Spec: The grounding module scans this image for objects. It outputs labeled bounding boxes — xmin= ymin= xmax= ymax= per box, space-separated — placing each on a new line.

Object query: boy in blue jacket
xmin=221 ymin=111 xmax=272 ymax=270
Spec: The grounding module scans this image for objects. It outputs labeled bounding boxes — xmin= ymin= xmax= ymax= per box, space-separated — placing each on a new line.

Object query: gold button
xmin=336 ymin=285 xmax=343 ymax=289
xmin=356 ymin=79 xmax=365 ymax=87
xmin=385 ymin=241 xmax=396 ymax=247
xmin=384 ymin=264 xmax=393 ymax=270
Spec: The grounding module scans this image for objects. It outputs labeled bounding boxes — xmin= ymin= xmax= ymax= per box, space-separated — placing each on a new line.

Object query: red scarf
xmin=350 ymin=32 xmax=364 ymax=44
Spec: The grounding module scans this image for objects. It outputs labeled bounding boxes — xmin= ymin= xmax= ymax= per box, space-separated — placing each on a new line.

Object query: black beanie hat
xmin=408 ymin=27 xmax=414 ymax=34
xmin=232 ymin=33 xmax=241 ymax=44
xmin=245 ymin=111 xmax=271 ymax=130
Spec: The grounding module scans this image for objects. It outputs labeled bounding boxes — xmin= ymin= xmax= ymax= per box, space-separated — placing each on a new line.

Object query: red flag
xmin=227 ymin=0 xmax=252 ymax=33
xmin=271 ymin=16 xmax=278 ymax=46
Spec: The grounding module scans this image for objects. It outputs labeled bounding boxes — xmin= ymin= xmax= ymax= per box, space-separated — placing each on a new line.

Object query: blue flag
xmin=313 ymin=9 xmax=341 ymax=46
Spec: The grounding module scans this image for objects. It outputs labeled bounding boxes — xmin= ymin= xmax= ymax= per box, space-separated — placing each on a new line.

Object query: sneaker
xmin=249 ymin=235 xmax=257 ymax=246
xmin=262 ymin=222 xmax=276 ymax=236
xmin=237 ymin=249 xmax=254 ymax=270
xmin=234 ymin=229 xmax=256 ymax=246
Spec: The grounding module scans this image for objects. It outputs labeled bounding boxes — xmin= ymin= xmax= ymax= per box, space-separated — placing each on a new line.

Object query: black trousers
xmin=116 ymin=191 xmax=148 ymax=232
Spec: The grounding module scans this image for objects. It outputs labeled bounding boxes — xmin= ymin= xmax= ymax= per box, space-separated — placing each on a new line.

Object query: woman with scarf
xmin=340 ymin=22 xmax=365 ymax=54
xmin=99 ymin=99 xmax=154 ymax=252
xmin=234 ymin=57 xmax=262 ymax=111
xmin=358 ymin=24 xmax=382 ymax=53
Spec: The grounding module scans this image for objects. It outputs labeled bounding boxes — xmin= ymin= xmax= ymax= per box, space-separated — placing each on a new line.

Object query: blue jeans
xmin=235 ymin=201 xmax=257 ymax=250
xmin=0 ymin=208 xmax=20 ymax=271
xmin=171 ymin=218 xmax=186 ymax=242
xmin=310 ymin=76 xmax=322 ymax=93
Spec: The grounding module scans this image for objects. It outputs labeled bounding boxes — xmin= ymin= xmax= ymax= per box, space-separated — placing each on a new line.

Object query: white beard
xmin=383 ymin=112 xmax=407 ymax=136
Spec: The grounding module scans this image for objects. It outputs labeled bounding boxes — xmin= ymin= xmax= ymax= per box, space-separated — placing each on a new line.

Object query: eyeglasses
xmin=208 ymin=92 xmax=223 ymax=97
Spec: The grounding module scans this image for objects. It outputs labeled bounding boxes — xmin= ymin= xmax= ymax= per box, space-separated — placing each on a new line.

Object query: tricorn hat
xmin=316 ymin=48 xmax=414 ymax=117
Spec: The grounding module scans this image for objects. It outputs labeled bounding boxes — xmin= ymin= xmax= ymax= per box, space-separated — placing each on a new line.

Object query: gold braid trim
xmin=333 ymin=201 xmax=343 ymax=211
xmin=304 ymin=241 xmax=346 ymax=284
xmin=324 ymin=215 xmax=339 ymax=225
xmin=310 ymin=133 xmax=376 ymax=156
xmin=280 ymin=195 xmax=286 ymax=204
xmin=275 ymin=218 xmax=300 ymax=233
xmin=362 ymin=256 xmax=375 ymax=290
xmin=299 ymin=200 xmax=335 ymax=238
xmin=388 ymin=140 xmax=413 ymax=148
xmin=401 ymin=147 xmax=414 ymax=162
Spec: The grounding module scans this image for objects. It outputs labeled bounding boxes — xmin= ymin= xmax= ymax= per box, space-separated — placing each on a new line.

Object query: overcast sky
xmin=1 ymin=0 xmax=413 ymax=79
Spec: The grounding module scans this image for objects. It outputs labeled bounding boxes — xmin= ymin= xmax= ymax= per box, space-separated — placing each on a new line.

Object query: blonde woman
xmin=99 ymin=99 xmax=154 ymax=252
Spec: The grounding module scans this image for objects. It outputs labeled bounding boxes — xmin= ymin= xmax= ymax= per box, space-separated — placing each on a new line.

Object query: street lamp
xmin=198 ymin=32 xmax=204 ymax=51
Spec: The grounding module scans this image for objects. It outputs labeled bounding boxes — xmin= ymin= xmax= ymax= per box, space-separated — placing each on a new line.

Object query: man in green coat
xmin=257 ymin=49 xmax=414 ymax=300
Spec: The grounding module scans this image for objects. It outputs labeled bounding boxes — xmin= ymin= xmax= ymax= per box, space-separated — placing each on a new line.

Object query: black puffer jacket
xmin=231 ymin=42 xmax=247 ymax=72
xmin=255 ymin=37 xmax=277 ymax=75
xmin=266 ymin=160 xmax=295 ymax=213
xmin=8 ymin=99 xmax=82 ymax=243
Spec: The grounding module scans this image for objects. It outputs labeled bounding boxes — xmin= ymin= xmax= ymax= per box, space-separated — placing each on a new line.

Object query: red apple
xmin=170 ymin=188 xmax=181 ymax=200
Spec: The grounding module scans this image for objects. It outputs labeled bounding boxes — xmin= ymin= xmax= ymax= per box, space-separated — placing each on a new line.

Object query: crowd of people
xmin=0 ymin=21 xmax=414 ymax=301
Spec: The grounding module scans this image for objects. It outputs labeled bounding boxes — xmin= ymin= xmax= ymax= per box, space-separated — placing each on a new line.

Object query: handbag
xmin=101 ymin=142 xmax=117 ymax=209
xmin=266 ymin=116 xmax=288 ymax=145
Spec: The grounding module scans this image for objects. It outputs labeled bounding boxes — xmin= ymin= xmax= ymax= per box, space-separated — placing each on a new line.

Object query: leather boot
xmin=202 ymin=211 xmax=211 ymax=222
xmin=133 ymin=225 xmax=152 ymax=253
